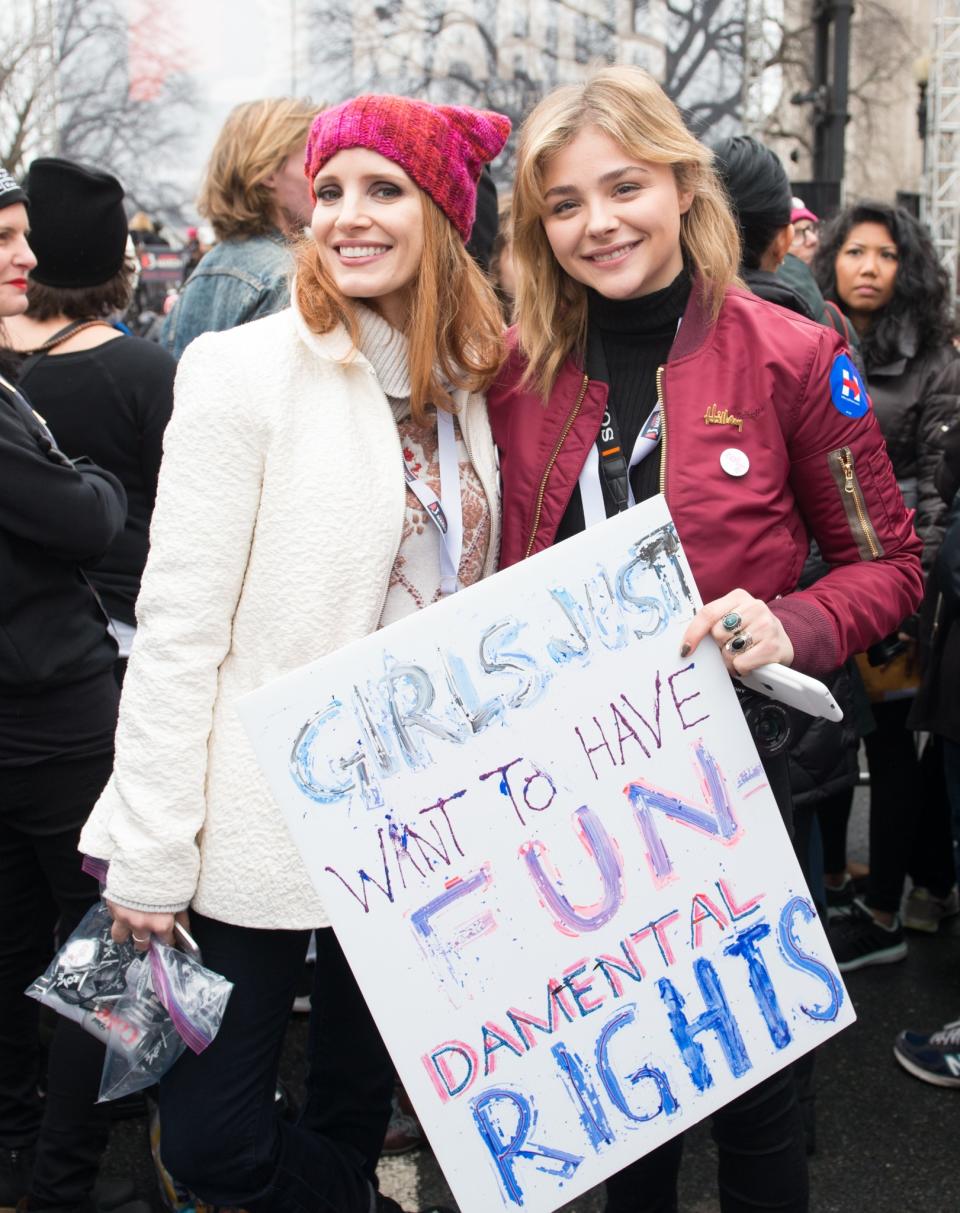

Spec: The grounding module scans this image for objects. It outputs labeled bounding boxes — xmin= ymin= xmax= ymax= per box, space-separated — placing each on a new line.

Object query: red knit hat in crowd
xmin=304 ymin=95 xmax=511 ymax=242
xmin=790 ymin=197 xmax=819 ymax=226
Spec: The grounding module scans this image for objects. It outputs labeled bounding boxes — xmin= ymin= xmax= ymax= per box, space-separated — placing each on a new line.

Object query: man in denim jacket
xmin=161 ymin=98 xmax=318 ymax=361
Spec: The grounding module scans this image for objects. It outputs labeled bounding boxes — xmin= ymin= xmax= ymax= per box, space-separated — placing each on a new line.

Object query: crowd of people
xmin=0 ymin=61 xmax=957 ymax=1213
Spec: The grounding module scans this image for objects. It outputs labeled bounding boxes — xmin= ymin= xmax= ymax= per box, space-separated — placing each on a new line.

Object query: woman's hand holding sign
xmin=680 ymin=589 xmax=795 ymax=675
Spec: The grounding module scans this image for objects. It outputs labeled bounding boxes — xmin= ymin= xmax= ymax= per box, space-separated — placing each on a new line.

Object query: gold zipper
xmin=838 ymin=448 xmax=881 ymax=558
xmin=524 ymin=374 xmax=590 ymax=559
xmin=830 ymin=446 xmax=882 ymax=560
xmin=656 ymin=365 xmax=667 ymax=494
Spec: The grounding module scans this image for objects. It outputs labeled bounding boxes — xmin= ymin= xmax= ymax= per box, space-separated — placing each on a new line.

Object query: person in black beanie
xmin=712 ymin=135 xmax=816 ymax=317
xmin=0 ymin=171 xmax=142 ymax=1213
xmin=6 ymin=158 xmax=176 ymax=682
xmin=711 ymin=134 xmax=863 ymax=354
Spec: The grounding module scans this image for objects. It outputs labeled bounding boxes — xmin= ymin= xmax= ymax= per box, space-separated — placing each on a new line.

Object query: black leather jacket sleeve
xmin=916 ymin=353 xmax=960 ymax=568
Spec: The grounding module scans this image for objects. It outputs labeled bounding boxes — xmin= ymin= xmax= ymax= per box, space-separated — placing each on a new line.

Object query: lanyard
xmin=578 ymin=402 xmax=661 ymax=529
xmin=578 ymin=329 xmax=660 ymax=530
xmin=578 ymin=319 xmax=680 ymax=530
xmin=401 ymin=407 xmax=464 ymax=595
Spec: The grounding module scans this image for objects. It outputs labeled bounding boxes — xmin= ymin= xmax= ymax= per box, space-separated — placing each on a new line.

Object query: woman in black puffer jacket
xmin=816 ymin=203 xmax=960 ymax=566
xmin=820 ymin=202 xmax=960 ymax=577
xmin=814 ymin=201 xmax=960 ymax=965
xmin=910 ymin=422 xmax=960 ymax=853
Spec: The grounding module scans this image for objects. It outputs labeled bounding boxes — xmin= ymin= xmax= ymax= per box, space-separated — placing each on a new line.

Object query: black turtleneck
xmin=555 ymin=267 xmax=692 ymax=544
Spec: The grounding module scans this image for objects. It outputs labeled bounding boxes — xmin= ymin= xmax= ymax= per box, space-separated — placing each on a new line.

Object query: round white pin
xmin=720 ymin=447 xmax=750 ymax=477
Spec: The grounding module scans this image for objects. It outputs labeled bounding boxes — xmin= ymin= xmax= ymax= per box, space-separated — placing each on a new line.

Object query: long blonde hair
xmin=295 ymin=193 xmax=505 ymax=423
xmin=513 ymin=65 xmax=740 ymax=398
xmin=199 ymin=98 xmax=318 ymax=241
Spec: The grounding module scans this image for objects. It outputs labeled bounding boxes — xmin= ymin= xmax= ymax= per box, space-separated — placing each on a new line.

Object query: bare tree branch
xmin=0 ymin=0 xmax=199 ymax=221
xmin=304 ymin=0 xmax=749 ymax=177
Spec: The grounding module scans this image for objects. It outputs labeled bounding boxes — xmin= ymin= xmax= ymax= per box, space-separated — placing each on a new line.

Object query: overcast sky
xmin=171 ymin=0 xmax=309 ymax=208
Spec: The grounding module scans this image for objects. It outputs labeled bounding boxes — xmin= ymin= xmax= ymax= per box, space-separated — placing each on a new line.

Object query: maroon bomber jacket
xmin=486 ymin=277 xmax=924 ymax=677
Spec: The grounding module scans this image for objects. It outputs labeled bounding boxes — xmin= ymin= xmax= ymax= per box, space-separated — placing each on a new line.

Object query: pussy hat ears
xmin=305 ymin=95 xmax=511 ymax=243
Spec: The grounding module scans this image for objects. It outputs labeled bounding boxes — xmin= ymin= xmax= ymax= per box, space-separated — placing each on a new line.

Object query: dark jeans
xmin=603 ymin=1066 xmax=808 ymax=1213
xmin=301 ymin=927 xmax=395 ymax=1184
xmin=791 ymin=804 xmax=825 ymax=918
xmin=0 ymin=750 xmax=114 ymax=1209
xmin=815 ymin=787 xmax=854 ymax=876
xmin=864 ymin=699 xmax=955 ymax=913
xmin=604 ymin=702 xmax=808 ymax=1213
xmin=159 ymin=915 xmax=393 ymax=1213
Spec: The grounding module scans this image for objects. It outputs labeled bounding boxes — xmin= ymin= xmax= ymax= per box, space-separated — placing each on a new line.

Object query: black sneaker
xmin=894 ymin=1019 xmax=960 ymax=1087
xmin=825 ymin=874 xmax=856 ymax=920
xmin=824 ymin=873 xmax=870 ymax=920
xmin=828 ymin=900 xmax=907 ymax=972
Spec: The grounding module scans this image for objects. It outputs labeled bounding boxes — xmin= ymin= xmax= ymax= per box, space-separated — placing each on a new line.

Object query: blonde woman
xmin=487 ymin=66 xmax=922 ymax=1213
xmin=160 ymin=96 xmax=318 ymax=359
xmin=81 ymin=96 xmax=509 ymax=1213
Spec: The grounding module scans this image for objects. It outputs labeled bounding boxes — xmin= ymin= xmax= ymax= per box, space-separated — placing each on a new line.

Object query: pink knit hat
xmin=304 ymin=95 xmax=511 ymax=242
xmin=790 ymin=197 xmax=819 ymax=225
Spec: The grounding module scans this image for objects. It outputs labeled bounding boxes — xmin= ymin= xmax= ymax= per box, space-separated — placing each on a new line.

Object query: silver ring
xmin=132 ymin=933 xmax=149 ymax=944
xmin=727 ymin=632 xmax=753 ymax=654
xmin=721 ymin=611 xmax=743 ymax=633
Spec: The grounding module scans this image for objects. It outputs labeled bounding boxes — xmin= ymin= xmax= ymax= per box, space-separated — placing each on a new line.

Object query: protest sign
xmin=238 ymin=495 xmax=854 ymax=1213
xmin=136 ymin=248 xmax=186 ymax=283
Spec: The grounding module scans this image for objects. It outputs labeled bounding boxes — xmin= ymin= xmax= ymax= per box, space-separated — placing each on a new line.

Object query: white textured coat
xmin=80 ymin=301 xmax=501 ymax=929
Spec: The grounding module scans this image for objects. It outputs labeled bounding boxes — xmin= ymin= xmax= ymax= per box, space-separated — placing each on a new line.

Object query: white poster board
xmin=238 ymin=496 xmax=854 ymax=1213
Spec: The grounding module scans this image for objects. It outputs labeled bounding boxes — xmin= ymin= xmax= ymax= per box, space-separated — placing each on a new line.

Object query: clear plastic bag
xmin=26 ymin=901 xmax=233 ymax=1101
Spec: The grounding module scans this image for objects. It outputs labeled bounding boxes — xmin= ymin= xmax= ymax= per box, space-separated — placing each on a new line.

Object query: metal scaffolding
xmin=923 ymin=0 xmax=960 ymax=299
xmin=741 ymin=0 xmax=789 ymax=140
xmin=741 ymin=0 xmax=769 ymax=136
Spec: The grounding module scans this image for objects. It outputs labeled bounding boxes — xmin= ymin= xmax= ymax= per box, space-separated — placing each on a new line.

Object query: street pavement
xmin=100 ymin=791 xmax=960 ymax=1212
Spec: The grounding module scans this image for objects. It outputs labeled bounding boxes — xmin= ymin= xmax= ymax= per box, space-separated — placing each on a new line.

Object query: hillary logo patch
xmin=829 ymin=353 xmax=869 ymax=418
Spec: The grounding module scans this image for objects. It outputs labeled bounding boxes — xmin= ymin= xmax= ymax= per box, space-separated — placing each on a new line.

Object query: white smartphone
xmin=736 ymin=663 xmax=844 ymax=722
xmin=174 ymin=920 xmax=201 ymax=960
